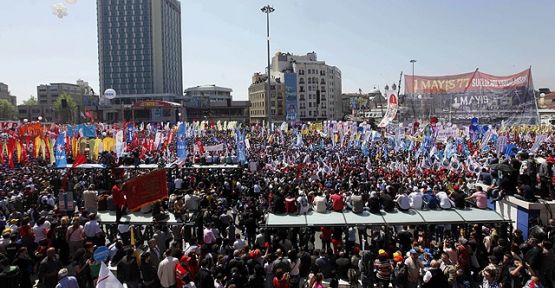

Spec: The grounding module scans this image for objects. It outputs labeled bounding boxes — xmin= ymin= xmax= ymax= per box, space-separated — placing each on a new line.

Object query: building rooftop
xmin=184 ymin=85 xmax=232 ymax=93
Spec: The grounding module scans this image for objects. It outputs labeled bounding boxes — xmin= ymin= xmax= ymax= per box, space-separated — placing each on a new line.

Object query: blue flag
xmin=176 ymin=123 xmax=187 ymax=160
xmin=78 ymin=124 xmax=97 ymax=138
xmin=127 ymin=123 xmax=134 ymax=143
xmin=55 ymin=132 xmax=67 ymax=168
xmin=236 ymin=129 xmax=247 ymax=164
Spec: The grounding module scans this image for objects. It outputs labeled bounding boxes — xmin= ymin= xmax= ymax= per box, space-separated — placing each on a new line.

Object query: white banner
xmin=436 ymin=127 xmax=458 ymax=142
xmin=193 ymin=143 xmax=225 ymax=153
xmin=378 ymin=89 xmax=399 ymax=128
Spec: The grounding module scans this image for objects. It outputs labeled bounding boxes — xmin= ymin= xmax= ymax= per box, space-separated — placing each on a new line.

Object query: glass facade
xmin=97 ymin=0 xmax=182 ymax=96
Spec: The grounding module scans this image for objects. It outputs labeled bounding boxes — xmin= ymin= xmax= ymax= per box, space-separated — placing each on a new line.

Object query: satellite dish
xmin=104 ymin=88 xmax=116 ymax=100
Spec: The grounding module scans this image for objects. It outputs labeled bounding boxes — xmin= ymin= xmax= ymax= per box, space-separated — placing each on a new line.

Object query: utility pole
xmin=261 ymin=5 xmax=275 ymax=126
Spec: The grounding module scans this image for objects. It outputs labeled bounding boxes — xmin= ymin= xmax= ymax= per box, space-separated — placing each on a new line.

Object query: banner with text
xmin=404 ymin=68 xmax=536 ymax=124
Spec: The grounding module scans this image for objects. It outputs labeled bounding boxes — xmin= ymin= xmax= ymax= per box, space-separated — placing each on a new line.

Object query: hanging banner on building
xmin=284 ymin=72 xmax=298 ymax=121
xmin=123 ymin=169 xmax=169 ymax=212
xmin=378 ymin=89 xmax=399 ymax=127
xmin=404 ymin=68 xmax=536 ymax=124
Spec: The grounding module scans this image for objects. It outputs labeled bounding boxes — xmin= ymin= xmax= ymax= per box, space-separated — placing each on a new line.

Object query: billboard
xmin=284 ymin=72 xmax=298 ymax=121
xmin=404 ymin=68 xmax=536 ymax=124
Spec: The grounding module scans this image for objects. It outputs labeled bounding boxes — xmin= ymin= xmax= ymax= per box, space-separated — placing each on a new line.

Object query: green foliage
xmin=22 ymin=96 xmax=38 ymax=105
xmin=53 ymin=92 xmax=78 ymax=123
xmin=0 ymin=99 xmax=17 ymax=120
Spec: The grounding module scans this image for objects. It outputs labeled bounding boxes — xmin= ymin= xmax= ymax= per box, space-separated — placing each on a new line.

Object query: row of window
xmin=297 ymin=69 xmax=326 ymax=76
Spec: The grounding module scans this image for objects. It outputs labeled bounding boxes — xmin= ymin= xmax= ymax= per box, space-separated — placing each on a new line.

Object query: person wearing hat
xmin=392 ymin=253 xmax=408 ymax=288
xmin=374 ymin=249 xmax=393 ymax=288
xmin=55 ymin=268 xmax=78 ymax=288
xmin=404 ymin=249 xmax=423 ymax=288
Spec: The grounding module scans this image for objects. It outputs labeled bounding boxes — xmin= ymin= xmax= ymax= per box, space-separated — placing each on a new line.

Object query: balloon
xmin=52 ymin=3 xmax=68 ymax=19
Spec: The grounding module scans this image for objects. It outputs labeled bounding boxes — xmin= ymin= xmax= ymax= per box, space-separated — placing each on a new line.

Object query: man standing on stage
xmin=112 ymin=180 xmax=126 ymax=224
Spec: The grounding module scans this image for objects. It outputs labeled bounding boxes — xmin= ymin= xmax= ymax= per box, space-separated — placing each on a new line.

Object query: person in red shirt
xmin=330 ymin=191 xmax=344 ymax=212
xmin=272 ymin=268 xmax=289 ymax=288
xmin=284 ymin=193 xmax=297 ymax=214
xmin=112 ymin=180 xmax=126 ymax=223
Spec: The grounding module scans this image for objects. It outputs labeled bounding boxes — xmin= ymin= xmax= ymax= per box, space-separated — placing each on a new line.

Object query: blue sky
xmin=1 ymin=0 xmax=554 ymax=104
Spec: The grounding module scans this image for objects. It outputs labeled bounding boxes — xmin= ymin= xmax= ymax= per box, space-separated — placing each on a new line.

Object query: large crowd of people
xmin=0 ymin=121 xmax=554 ymax=288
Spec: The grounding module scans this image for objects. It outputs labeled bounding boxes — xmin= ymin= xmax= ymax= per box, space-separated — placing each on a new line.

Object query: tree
xmin=22 ymin=96 xmax=38 ymax=106
xmin=53 ymin=92 xmax=78 ymax=123
xmin=0 ymin=99 xmax=17 ymax=120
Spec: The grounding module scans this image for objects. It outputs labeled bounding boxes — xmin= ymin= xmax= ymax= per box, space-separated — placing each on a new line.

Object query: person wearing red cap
xmin=449 ymin=185 xmax=466 ymax=209
xmin=392 ymin=255 xmax=408 ymax=288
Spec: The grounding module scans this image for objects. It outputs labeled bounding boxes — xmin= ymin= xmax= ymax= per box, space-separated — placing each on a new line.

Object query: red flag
xmin=7 ymin=138 xmax=15 ymax=169
xmin=195 ymin=139 xmax=205 ymax=154
xmin=122 ymin=169 xmax=168 ymax=212
xmin=72 ymin=153 xmax=87 ymax=168
xmin=0 ymin=142 xmax=4 ymax=166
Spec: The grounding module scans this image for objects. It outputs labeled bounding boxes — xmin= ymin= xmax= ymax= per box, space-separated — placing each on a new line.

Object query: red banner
xmin=405 ymin=68 xmax=531 ymax=94
xmin=123 ymin=169 xmax=168 ymax=212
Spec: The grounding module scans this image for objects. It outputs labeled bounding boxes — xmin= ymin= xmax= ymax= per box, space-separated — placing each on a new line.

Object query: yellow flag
xmin=130 ymin=226 xmax=136 ymax=246
xmin=89 ymin=139 xmax=96 ymax=160
xmin=16 ymin=141 xmax=21 ymax=162
xmin=72 ymin=137 xmax=78 ymax=158
xmin=48 ymin=139 xmax=55 ymax=165
xmin=34 ymin=136 xmax=41 ymax=158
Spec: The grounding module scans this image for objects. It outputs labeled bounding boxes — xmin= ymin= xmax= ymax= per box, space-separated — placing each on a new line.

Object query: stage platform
xmin=61 ymin=163 xmax=240 ymax=169
xmin=97 ymin=210 xmax=193 ymax=226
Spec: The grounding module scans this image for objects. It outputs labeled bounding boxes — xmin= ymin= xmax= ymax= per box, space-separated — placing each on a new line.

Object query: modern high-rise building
xmin=97 ymin=0 xmax=183 ymax=97
xmin=268 ymin=52 xmax=342 ymax=121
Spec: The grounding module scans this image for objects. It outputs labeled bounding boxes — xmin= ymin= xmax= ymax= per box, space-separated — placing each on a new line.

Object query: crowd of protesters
xmin=0 ymin=122 xmax=555 ymax=288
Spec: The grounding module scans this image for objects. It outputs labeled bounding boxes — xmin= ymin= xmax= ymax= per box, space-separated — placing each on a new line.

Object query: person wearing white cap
xmin=55 ymin=268 xmax=78 ymax=288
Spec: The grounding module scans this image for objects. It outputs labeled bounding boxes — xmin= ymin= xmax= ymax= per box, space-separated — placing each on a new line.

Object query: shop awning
xmin=343 ymin=211 xmax=386 ymax=226
xmin=265 ymin=208 xmax=508 ymax=227
xmin=381 ymin=209 xmax=425 ymax=225
xmin=306 ymin=211 xmax=346 ymax=227
xmin=453 ymin=207 xmax=508 ymax=223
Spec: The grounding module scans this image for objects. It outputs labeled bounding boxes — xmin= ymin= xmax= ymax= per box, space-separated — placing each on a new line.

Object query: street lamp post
xmin=261 ymin=5 xmax=275 ymax=126
xmin=410 ymin=59 xmax=417 ymax=120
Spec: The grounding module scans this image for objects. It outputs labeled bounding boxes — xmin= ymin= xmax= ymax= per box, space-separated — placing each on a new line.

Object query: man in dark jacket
xmin=195 ymin=259 xmax=215 ymax=288
xmin=422 ymin=260 xmax=448 ymax=288
xmin=117 ymin=248 xmax=140 ymax=288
